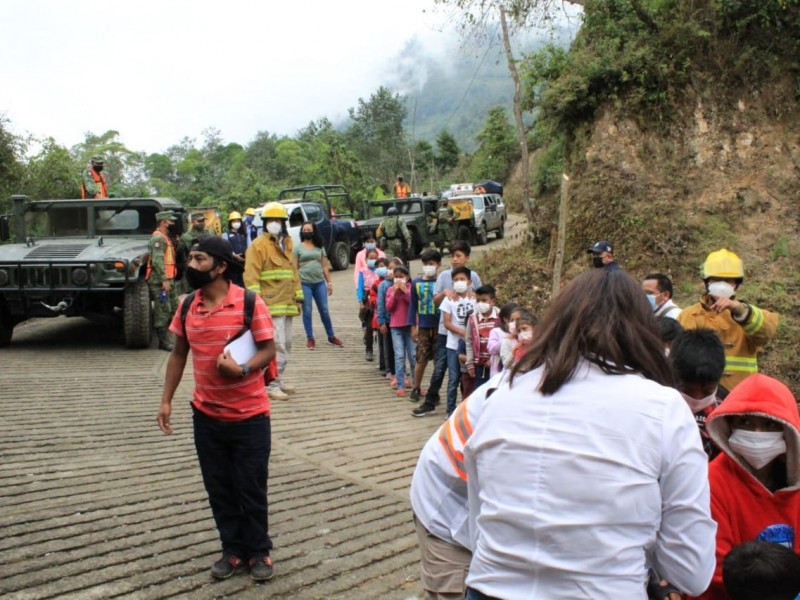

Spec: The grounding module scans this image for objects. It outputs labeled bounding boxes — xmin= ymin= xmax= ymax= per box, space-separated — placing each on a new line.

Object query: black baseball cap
xmin=189 ymin=235 xmax=244 ymax=273
xmin=587 ymin=240 xmax=613 ymax=254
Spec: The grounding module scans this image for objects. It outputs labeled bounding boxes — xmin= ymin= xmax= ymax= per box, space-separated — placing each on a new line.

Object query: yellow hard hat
xmin=702 ymin=249 xmax=744 ymax=279
xmin=228 ymin=211 xmax=242 ymax=221
xmin=262 ymin=202 xmax=288 ymax=220
xmin=244 ymin=207 xmax=257 ymax=217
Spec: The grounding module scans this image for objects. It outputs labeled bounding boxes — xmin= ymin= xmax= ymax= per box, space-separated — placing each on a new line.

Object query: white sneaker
xmin=280 ymin=383 xmax=296 ymax=395
xmin=268 ymin=387 xmax=290 ymax=401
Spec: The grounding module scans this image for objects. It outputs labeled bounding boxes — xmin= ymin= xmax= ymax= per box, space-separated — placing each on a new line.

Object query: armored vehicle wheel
xmin=123 ymin=279 xmax=152 ymax=349
xmin=476 ymin=223 xmax=489 ymax=246
xmin=330 ymin=240 xmax=350 ymax=271
xmin=496 ymin=218 xmax=505 ymax=239
xmin=410 ymin=229 xmax=423 ymax=259
xmin=0 ymin=306 xmax=14 ymax=347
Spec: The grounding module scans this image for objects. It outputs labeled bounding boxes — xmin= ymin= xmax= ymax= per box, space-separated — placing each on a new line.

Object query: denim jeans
xmin=381 ymin=327 xmax=396 ymax=375
xmin=446 ymin=348 xmax=462 ymax=415
xmin=474 ymin=363 xmax=492 ymax=389
xmin=424 ymin=334 xmax=448 ymax=405
xmin=466 ymin=588 xmax=501 ymax=600
xmin=301 ymin=280 xmax=335 ymax=340
xmin=391 ymin=326 xmax=416 ymax=388
xmin=192 ymin=407 xmax=272 ymax=559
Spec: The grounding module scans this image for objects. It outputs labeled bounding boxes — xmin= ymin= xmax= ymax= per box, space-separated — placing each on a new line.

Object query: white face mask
xmin=708 ymin=281 xmax=735 ymax=299
xmin=266 ymin=222 xmax=282 ymax=236
xmin=231 ymin=221 xmax=241 ymax=230
xmin=453 ymin=281 xmax=468 ymax=294
xmin=422 ymin=265 xmax=437 ymax=277
xmin=518 ymin=330 xmax=533 ymax=342
xmin=729 ymin=429 xmax=786 ymax=470
xmin=680 ymin=390 xmax=717 ymax=413
xmin=394 ymin=278 xmax=407 ymax=285
xmin=508 ymin=322 xmax=517 ymax=334
xmin=476 ymin=301 xmax=491 ymax=314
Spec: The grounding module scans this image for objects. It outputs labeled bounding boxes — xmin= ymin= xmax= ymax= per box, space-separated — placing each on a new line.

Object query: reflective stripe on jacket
xmin=678 ymin=297 xmax=779 ymax=390
xmin=244 ymin=233 xmax=303 ymax=316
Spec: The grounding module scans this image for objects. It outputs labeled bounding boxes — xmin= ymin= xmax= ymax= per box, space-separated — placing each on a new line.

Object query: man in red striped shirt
xmin=157 ymin=236 xmax=277 ymax=582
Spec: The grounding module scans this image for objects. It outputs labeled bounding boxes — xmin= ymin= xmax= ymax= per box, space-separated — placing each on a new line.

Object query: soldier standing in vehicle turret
xmin=147 ymin=210 xmax=179 ymax=351
xmin=377 ymin=206 xmax=410 ymax=261
xmin=81 ymin=156 xmax=108 ymax=199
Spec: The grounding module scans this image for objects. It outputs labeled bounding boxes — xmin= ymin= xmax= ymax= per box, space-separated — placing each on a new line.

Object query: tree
xmin=347 ymin=86 xmax=409 ymax=190
xmin=435 ymin=130 xmax=461 ymax=173
xmin=470 ymin=107 xmax=519 ymax=180
xmin=0 ymin=116 xmax=25 ymax=212
xmin=23 ymin=139 xmax=81 ymax=200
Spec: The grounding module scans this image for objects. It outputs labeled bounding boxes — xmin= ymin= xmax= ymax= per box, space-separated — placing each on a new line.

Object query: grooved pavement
xmin=0 ymin=215 xmax=525 ymax=600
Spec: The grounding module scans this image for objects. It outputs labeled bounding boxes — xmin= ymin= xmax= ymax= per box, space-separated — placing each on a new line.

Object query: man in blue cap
xmin=587 ymin=240 xmax=620 ymax=270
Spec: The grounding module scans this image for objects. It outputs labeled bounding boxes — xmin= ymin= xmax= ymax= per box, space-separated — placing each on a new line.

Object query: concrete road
xmin=0 ymin=215 xmax=526 ymax=599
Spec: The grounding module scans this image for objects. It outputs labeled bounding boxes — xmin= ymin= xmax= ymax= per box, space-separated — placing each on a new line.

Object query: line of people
xmin=408 ymin=246 xmax=797 ymax=599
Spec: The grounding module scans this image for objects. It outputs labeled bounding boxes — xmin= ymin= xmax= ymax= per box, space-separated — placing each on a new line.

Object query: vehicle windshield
xmin=365 ymin=201 xmax=423 ymax=218
xmin=24 ymin=204 xmax=160 ymax=237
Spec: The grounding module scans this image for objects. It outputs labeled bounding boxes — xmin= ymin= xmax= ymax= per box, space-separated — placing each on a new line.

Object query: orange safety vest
xmin=146 ymin=229 xmax=176 ymax=280
xmin=81 ymin=168 xmax=108 ymax=199
xmin=394 ymin=182 xmax=410 ymax=198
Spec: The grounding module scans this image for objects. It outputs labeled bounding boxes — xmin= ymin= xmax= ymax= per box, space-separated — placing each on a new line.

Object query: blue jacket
xmin=377 ymin=279 xmax=392 ymax=326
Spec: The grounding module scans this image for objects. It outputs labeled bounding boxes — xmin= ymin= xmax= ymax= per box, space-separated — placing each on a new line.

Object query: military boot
xmin=157 ymin=329 xmax=174 ymax=352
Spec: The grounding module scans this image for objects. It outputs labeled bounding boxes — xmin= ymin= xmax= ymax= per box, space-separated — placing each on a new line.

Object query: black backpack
xmin=180 ymin=289 xmax=257 ymax=345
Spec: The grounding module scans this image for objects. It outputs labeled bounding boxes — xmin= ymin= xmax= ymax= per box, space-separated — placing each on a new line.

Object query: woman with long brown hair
xmin=463 ymin=268 xmax=716 ymax=600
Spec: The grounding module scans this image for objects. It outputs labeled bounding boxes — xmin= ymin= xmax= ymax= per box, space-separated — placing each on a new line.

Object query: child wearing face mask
xmin=354 ymin=235 xmax=386 ymax=288
xmin=357 ymin=249 xmax=380 ymax=361
xmin=511 ymin=309 xmax=538 ymax=366
xmin=385 ymin=264 xmax=416 ymax=396
xmin=408 ymin=249 xmax=442 ymax=407
xmin=439 ymin=266 xmax=476 ymax=417
xmin=371 ymin=258 xmax=390 ymax=375
xmin=487 ymin=303 xmax=519 ymax=377
xmin=378 ymin=258 xmax=400 ymax=384
xmin=670 ymin=328 xmax=729 ymax=461
xmin=465 ymin=285 xmax=500 ymax=390
xmin=687 ymin=374 xmax=800 ymax=600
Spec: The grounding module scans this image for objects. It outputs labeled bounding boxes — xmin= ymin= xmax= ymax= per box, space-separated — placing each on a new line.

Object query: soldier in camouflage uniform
xmin=181 ymin=212 xmax=215 ymax=249
xmin=147 ymin=211 xmax=179 ymax=351
xmin=436 ymin=199 xmax=455 ymax=253
xmin=81 ymin=155 xmax=108 ymax=199
xmin=376 ymin=206 xmax=410 ymax=261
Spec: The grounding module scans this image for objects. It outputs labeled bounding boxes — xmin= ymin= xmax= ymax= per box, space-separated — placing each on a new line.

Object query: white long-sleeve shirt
xmin=465 ymin=362 xmax=716 ymax=599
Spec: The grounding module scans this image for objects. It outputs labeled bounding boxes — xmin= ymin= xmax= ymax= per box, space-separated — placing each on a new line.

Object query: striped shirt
xmin=169 ymin=283 xmax=274 ymax=421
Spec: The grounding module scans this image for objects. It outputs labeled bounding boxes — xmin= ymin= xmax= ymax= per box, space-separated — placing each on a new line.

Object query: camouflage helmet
xmin=90 ymin=155 xmax=105 ymax=164
xmin=386 ymin=207 xmax=399 ymax=216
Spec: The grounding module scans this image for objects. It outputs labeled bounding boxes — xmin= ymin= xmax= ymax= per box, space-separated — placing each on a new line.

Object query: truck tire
xmin=123 ymin=279 xmax=152 ymax=349
xmin=477 ymin=223 xmax=489 ymax=246
xmin=0 ymin=305 xmax=14 ymax=347
xmin=330 ymin=240 xmax=350 ymax=271
xmin=457 ymin=224 xmax=472 ymax=244
xmin=409 ymin=228 xmax=422 ymax=259
xmin=496 ymin=218 xmax=505 ymax=239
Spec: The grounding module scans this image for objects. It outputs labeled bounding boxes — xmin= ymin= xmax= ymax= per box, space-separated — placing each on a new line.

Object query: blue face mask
xmin=365 ymin=243 xmax=377 ymax=251
xmin=646 ymin=294 xmax=658 ymax=311
xmin=244 ymin=216 xmax=254 ymax=224
xmin=367 ymin=259 xmax=376 ymax=269
xmin=376 ymin=267 xmax=388 ymax=278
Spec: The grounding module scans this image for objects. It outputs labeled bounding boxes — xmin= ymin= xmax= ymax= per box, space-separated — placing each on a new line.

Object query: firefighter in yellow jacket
xmin=678 ymin=249 xmax=779 ymax=392
xmin=244 ymin=202 xmax=303 ymax=401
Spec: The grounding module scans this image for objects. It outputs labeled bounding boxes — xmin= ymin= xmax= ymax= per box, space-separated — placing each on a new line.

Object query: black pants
xmin=379 ymin=328 xmax=395 ymax=375
xmin=192 ymin=407 xmax=272 ymax=560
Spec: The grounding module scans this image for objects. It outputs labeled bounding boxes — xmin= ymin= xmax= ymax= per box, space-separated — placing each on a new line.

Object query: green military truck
xmin=0 ymin=195 xmax=185 ymax=348
xmin=359 ymin=197 xmax=445 ymax=258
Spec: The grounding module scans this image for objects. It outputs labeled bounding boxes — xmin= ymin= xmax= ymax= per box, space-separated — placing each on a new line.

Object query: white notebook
xmin=224 ymin=331 xmax=257 ymax=364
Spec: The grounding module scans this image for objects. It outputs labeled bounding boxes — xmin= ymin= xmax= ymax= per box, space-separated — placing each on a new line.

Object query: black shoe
xmin=249 ymin=555 xmax=274 ymax=581
xmin=211 ymin=554 xmax=244 ymax=579
xmin=409 ymin=388 xmax=421 ymax=402
xmin=423 ymin=393 xmax=440 ymax=407
xmin=365 ymin=350 xmax=374 ymax=362
xmin=412 ymin=402 xmax=436 ymax=417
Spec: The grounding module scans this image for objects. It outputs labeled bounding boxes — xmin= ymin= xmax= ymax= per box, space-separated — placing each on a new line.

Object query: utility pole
xmin=552 ymin=173 xmax=569 ymax=297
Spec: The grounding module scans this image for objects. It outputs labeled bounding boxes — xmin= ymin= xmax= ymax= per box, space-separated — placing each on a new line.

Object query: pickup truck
xmin=359 ymin=197 xmax=445 ymax=258
xmin=252 ymin=195 xmax=361 ymax=270
xmin=445 ymin=184 xmax=507 ymax=245
xmin=0 ymin=194 xmax=185 ymax=348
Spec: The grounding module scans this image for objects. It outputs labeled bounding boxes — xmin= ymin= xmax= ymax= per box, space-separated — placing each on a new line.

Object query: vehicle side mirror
xmin=0 ymin=216 xmax=9 ymax=242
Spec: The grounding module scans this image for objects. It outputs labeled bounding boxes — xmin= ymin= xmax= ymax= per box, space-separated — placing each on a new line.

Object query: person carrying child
xmin=386 ymin=264 xmax=416 ymax=396
xmin=440 ymin=266 xmax=476 ymax=418
xmin=409 ymin=249 xmax=442 ymax=406
xmin=465 ymin=285 xmax=500 ymax=390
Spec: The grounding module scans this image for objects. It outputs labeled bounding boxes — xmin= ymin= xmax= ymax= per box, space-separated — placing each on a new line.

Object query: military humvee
xmin=0 ymin=195 xmax=185 ymax=348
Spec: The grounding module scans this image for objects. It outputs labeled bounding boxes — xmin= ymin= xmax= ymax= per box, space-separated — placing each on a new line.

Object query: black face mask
xmin=300 ymin=231 xmax=314 ymax=240
xmin=592 ymin=256 xmax=604 ymax=268
xmin=93 ymin=165 xmax=104 ymax=172
xmin=186 ymin=266 xmax=217 ymax=290
xmin=167 ymin=224 xmax=179 ymax=236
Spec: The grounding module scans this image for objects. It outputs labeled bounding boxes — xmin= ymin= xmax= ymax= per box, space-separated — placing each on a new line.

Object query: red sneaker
xmin=396 ymin=388 xmax=407 ymax=397
xmin=327 ymin=336 xmax=344 ymax=347
xmin=307 ymin=339 xmax=315 ymax=350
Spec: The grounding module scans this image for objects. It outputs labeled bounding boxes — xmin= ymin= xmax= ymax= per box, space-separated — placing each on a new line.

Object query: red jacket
xmin=691 ymin=374 xmax=800 ymax=600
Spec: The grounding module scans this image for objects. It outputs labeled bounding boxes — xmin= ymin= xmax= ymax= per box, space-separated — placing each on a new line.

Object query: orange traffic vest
xmin=81 ymin=168 xmax=108 ymax=199
xmin=146 ymin=229 xmax=176 ymax=280
xmin=394 ymin=182 xmax=410 ymax=198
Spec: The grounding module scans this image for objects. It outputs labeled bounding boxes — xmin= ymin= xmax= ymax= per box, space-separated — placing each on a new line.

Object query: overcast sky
xmin=1 ymin=0 xmax=458 ymax=154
